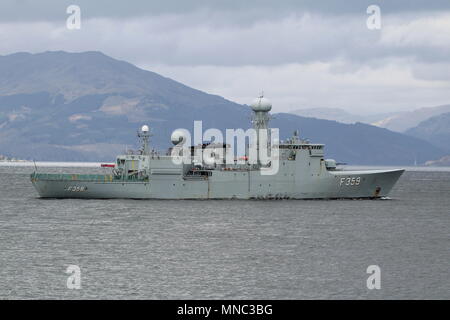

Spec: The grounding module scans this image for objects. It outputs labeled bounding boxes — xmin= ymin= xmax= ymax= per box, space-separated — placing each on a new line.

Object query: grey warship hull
xmin=31 ymin=168 xmax=404 ymax=200
xmin=30 ymin=95 xmax=405 ymax=200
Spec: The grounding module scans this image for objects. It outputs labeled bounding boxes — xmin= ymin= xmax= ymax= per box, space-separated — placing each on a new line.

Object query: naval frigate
xmin=30 ymin=96 xmax=404 ymax=199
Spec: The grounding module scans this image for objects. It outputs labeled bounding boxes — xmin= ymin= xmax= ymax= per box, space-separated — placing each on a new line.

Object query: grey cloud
xmin=7 ymin=11 xmax=446 ymax=68
xmin=1 ymin=0 xmax=450 ymax=22
xmin=147 ymin=62 xmax=450 ymax=114
xmin=0 ymin=1 xmax=449 ymax=114
xmin=2 ymin=1 xmax=449 ymax=68
xmin=1 ymin=8 xmax=449 ymax=69
xmin=412 ymin=62 xmax=450 ymax=81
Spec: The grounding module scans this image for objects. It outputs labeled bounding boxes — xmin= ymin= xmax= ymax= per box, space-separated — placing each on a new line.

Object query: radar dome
xmin=171 ymin=129 xmax=187 ymax=145
xmin=141 ymin=125 xmax=149 ymax=133
xmin=250 ymin=96 xmax=272 ymax=112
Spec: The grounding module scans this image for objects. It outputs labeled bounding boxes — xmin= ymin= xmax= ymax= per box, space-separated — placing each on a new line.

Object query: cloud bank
xmin=0 ymin=2 xmax=449 ymax=113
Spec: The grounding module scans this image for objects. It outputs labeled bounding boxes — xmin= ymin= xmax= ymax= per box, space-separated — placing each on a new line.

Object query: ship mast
xmin=250 ymin=92 xmax=272 ymax=166
xmin=137 ymin=125 xmax=151 ymax=155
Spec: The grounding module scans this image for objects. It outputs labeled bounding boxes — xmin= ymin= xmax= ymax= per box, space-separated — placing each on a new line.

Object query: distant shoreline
xmin=342 ymin=165 xmax=450 ymax=172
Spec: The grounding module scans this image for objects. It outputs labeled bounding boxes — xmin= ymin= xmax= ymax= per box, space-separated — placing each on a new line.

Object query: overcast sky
xmin=1 ymin=0 xmax=450 ymax=114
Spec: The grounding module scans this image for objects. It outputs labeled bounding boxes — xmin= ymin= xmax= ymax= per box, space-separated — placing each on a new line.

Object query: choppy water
xmin=0 ymin=165 xmax=449 ymax=299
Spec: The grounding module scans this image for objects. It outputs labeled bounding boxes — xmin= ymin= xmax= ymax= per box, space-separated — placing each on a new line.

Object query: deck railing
xmin=30 ymin=172 xmax=149 ymax=182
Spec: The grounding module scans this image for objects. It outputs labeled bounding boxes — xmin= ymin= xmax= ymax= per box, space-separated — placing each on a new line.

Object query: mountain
xmin=271 ymin=115 xmax=444 ymax=165
xmin=0 ymin=51 xmax=250 ymax=161
xmin=425 ymin=155 xmax=450 ymax=167
xmin=372 ymin=104 xmax=450 ymax=132
xmin=289 ymin=107 xmax=394 ymax=124
xmin=290 ymin=105 xmax=450 ymax=134
xmin=405 ymin=112 xmax=450 ymax=153
xmin=0 ymin=51 xmax=446 ymax=165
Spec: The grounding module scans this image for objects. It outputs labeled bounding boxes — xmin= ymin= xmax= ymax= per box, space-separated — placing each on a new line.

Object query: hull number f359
xmin=340 ymin=177 xmax=361 ymax=186
xmin=65 ymin=186 xmax=88 ymax=192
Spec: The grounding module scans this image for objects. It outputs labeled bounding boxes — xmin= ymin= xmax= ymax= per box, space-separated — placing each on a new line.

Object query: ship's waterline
xmin=30 ymin=95 xmax=404 ymax=199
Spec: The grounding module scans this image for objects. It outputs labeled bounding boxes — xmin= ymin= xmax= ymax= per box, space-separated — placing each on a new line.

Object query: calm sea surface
xmin=0 ymin=165 xmax=449 ymax=299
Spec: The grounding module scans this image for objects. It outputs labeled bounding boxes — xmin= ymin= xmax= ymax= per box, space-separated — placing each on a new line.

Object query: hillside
xmin=405 ymin=112 xmax=450 ymax=153
xmin=425 ymin=155 xmax=450 ymax=167
xmin=290 ymin=107 xmax=394 ymax=125
xmin=372 ymin=104 xmax=450 ymax=132
xmin=0 ymin=51 xmax=445 ymax=165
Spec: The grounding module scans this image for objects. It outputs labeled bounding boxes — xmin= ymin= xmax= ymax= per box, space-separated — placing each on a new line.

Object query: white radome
xmin=250 ymin=96 xmax=272 ymax=112
xmin=171 ymin=129 xmax=187 ymax=145
xmin=141 ymin=125 xmax=149 ymax=133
